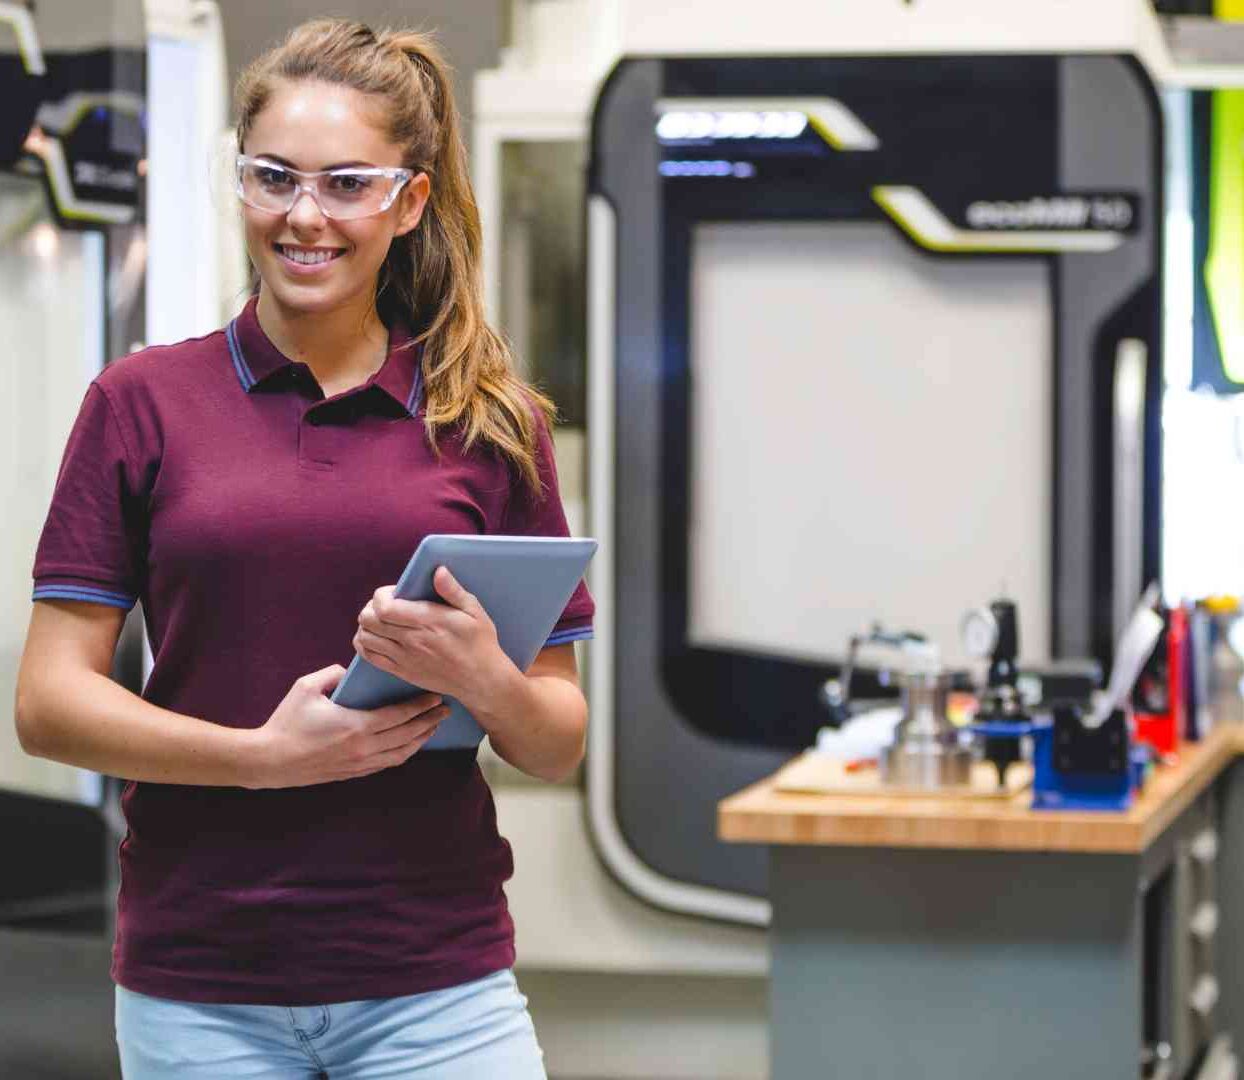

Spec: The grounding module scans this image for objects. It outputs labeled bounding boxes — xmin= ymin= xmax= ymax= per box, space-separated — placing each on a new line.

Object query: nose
xmin=286 ymin=185 xmax=327 ymax=230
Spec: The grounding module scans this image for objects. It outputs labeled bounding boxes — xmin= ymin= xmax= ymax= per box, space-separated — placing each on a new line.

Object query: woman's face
xmin=241 ymin=79 xmax=430 ymax=317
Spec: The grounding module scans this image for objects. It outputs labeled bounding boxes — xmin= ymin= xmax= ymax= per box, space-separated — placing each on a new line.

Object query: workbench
xmin=719 ymin=724 xmax=1244 ymax=1079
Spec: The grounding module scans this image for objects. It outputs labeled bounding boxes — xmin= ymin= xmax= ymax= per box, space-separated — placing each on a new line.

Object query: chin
xmin=264 ymin=282 xmax=343 ymax=314
xmin=260 ymin=270 xmax=364 ymax=316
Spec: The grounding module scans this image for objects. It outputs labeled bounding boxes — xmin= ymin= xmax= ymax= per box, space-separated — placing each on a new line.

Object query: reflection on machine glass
xmin=687 ymin=221 xmax=1051 ymax=668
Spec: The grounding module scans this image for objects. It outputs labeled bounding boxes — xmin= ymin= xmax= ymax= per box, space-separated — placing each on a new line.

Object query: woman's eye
xmin=329 ymin=173 xmax=373 ymax=195
xmin=256 ymin=167 xmax=292 ymax=190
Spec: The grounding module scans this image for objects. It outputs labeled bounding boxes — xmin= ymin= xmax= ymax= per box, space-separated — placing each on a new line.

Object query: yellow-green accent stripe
xmin=1205 ymin=89 xmax=1244 ymax=382
xmin=0 ymin=2 xmax=46 ymax=75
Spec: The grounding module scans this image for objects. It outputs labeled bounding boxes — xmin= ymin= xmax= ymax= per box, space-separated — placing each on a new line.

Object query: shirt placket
xmin=298 ymin=381 xmax=365 ymax=470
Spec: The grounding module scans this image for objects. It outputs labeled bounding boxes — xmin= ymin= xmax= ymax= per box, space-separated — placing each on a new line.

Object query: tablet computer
xmin=331 ymin=534 xmax=598 ymax=750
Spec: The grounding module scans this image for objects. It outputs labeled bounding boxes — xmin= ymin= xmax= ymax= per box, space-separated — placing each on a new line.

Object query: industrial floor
xmin=0 ymin=929 xmax=119 ymax=1079
xmin=0 ymin=930 xmax=633 ymax=1080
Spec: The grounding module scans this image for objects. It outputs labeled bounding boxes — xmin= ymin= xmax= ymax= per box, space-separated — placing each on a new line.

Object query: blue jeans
xmin=114 ymin=969 xmax=546 ymax=1079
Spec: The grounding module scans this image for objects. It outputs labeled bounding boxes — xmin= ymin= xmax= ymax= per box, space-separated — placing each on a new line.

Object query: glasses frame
xmin=235 ymin=154 xmax=415 ymax=221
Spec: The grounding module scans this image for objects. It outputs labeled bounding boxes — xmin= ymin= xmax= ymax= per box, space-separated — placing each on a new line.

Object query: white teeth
xmin=279 ymin=246 xmax=338 ymax=265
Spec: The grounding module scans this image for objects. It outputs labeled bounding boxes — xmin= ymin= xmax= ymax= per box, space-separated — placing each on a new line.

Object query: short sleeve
xmin=502 ymin=416 xmax=595 ymax=646
xmin=31 ymin=382 xmax=147 ymax=611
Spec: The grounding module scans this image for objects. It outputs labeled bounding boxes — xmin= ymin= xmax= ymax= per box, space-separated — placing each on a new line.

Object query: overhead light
xmin=658 ymin=160 xmax=757 ymax=178
xmin=656 ymin=110 xmax=807 ymax=142
xmin=655 ymin=97 xmax=881 ymax=151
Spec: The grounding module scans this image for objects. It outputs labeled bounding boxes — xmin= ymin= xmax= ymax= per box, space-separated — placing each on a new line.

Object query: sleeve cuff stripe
xmin=546 ymin=627 xmax=594 ymax=646
xmin=33 ymin=585 xmax=135 ymax=609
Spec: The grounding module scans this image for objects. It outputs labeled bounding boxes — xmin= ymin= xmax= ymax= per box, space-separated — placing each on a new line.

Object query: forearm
xmin=470 ymin=667 xmax=587 ymax=783
xmin=17 ymin=669 xmax=256 ymax=786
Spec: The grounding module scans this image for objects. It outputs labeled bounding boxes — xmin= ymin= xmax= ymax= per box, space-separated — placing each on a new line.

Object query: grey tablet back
xmin=331 ymin=535 xmax=597 ymax=750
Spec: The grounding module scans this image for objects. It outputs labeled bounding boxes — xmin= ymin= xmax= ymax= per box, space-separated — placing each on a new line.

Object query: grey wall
xmin=214 ymin=0 xmax=506 ymax=150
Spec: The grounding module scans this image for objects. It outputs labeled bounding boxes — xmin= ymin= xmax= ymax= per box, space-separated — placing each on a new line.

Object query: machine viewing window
xmin=687 ymin=220 xmax=1052 ymax=670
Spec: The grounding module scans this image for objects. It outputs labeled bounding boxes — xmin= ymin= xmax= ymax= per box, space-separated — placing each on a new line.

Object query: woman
xmin=15 ymin=18 xmax=592 ymax=1078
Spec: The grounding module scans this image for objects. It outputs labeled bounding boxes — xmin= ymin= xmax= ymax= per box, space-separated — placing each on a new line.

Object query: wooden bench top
xmin=718 ymin=724 xmax=1244 ymax=853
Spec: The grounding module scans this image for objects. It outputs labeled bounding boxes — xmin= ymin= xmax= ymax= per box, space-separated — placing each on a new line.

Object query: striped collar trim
xmin=226 ymin=298 xmax=423 ymax=416
xmin=225 ymin=320 xmax=256 ymax=391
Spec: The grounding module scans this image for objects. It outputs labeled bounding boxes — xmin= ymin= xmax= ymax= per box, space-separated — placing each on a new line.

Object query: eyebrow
xmin=253 ymin=153 xmax=381 ymax=171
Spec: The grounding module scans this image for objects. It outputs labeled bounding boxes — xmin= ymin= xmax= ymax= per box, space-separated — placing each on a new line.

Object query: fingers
xmin=356 ymin=692 xmax=444 ymax=733
xmin=364 ymin=574 xmax=485 ymax=632
xmin=368 ymin=585 xmax=444 ymax=625
xmin=368 ymin=706 xmax=448 ymax=755
xmin=432 ymin=566 xmax=481 ymax=614
xmin=362 ymin=589 xmax=452 ymax=632
xmin=354 ymin=626 xmax=401 ymax=670
xmin=363 ymin=594 xmax=451 ymax=629
xmin=338 ymin=712 xmax=445 ymax=778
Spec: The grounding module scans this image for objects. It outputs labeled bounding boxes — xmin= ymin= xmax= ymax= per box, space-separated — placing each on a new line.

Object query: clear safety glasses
xmin=235 ymin=155 xmax=414 ymax=221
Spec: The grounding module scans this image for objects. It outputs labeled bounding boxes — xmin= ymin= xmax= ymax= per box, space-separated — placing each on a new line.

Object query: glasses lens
xmin=316 ymin=170 xmax=397 ymax=220
xmin=236 ymin=160 xmax=405 ymax=220
xmin=239 ymin=161 xmax=297 ymax=213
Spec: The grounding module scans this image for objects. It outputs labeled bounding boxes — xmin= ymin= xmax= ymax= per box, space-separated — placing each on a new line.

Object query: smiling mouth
xmin=274 ymin=244 xmax=346 ymax=265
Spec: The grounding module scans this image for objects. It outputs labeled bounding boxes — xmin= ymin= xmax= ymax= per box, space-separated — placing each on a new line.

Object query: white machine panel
xmin=0 ymin=181 xmax=105 ymax=803
xmin=620 ymin=0 xmax=1152 ymax=60
xmin=688 ymin=221 xmax=1051 ymax=668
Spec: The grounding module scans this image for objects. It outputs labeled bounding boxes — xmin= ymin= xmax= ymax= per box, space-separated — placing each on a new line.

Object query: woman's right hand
xmin=245 ymin=664 xmax=448 ymax=789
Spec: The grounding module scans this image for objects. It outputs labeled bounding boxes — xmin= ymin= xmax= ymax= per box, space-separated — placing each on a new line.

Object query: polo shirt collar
xmin=225 ymin=295 xmax=423 ymax=416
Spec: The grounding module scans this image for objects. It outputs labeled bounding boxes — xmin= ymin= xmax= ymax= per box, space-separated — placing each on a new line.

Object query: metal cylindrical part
xmin=880 ymin=670 xmax=974 ymax=789
xmin=900 ymin=671 xmax=950 ymax=739
xmin=880 ymin=738 xmax=974 ymax=788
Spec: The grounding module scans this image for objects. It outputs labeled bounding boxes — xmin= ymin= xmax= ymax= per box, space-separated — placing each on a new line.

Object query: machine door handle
xmin=1113 ymin=338 xmax=1147 ymax=645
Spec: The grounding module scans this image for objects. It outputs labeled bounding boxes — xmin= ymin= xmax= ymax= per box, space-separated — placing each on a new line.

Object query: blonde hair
xmin=234 ymin=18 xmax=555 ymax=492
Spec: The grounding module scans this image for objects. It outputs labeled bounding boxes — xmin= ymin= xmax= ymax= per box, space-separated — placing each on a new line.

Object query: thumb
xmin=302 ymin=664 xmax=347 ymax=695
xmin=433 ymin=565 xmax=479 ymax=613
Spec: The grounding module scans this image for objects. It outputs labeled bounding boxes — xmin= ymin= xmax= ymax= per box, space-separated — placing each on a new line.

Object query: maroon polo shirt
xmin=31 ymin=295 xmax=593 ymax=1005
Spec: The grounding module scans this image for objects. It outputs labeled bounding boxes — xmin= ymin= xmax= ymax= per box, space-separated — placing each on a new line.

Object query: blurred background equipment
xmin=472 ymin=1 xmax=1244 ymax=1075
xmin=1 ymin=1 xmax=227 ymax=1074
xmin=1 ymin=0 xmax=149 ymax=933
xmin=587 ymin=43 xmax=1161 ymax=925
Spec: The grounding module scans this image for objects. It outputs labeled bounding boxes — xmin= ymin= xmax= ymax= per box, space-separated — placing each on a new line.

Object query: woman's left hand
xmin=353 ymin=566 xmax=517 ymax=709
